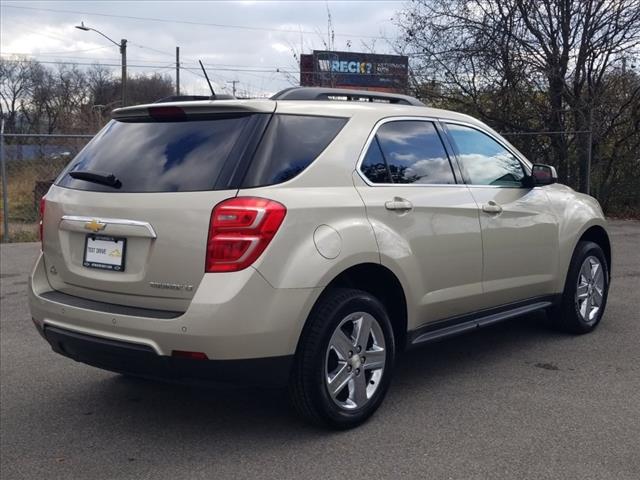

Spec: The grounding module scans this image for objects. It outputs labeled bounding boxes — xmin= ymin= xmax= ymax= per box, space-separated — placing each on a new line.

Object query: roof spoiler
xmin=111 ymin=98 xmax=276 ymax=121
xmin=270 ymin=87 xmax=424 ymax=106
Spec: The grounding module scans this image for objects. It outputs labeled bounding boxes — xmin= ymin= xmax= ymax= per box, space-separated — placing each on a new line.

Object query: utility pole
xmin=1 ymin=119 xmax=9 ymax=242
xmin=120 ymin=39 xmax=127 ymax=106
xmin=176 ymin=46 xmax=180 ymax=96
xmin=586 ymin=107 xmax=593 ymax=195
xmin=227 ymin=80 xmax=239 ymax=97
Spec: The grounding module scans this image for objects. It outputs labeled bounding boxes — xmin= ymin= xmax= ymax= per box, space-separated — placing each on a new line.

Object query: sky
xmin=0 ymin=0 xmax=406 ymax=97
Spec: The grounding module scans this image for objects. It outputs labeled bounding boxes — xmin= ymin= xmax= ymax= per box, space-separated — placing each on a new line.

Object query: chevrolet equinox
xmin=29 ymin=87 xmax=611 ymax=429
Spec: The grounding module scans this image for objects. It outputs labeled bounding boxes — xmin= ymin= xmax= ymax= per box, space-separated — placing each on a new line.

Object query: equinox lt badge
xmin=149 ymin=282 xmax=194 ymax=292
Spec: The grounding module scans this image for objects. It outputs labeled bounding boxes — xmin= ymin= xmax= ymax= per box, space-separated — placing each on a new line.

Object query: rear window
xmin=241 ymin=114 xmax=348 ymax=187
xmin=57 ymin=115 xmax=256 ymax=192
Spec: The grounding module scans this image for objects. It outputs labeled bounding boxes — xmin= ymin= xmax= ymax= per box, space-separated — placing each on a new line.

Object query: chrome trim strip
xmin=60 ymin=215 xmax=157 ymax=238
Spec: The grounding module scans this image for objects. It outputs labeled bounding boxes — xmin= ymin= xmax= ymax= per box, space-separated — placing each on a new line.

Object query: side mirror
xmin=531 ymin=164 xmax=558 ymax=186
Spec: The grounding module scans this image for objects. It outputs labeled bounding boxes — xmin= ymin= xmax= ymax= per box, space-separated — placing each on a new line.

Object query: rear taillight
xmin=39 ymin=197 xmax=46 ymax=248
xmin=206 ymin=197 xmax=286 ymax=273
xmin=148 ymin=106 xmax=186 ymax=121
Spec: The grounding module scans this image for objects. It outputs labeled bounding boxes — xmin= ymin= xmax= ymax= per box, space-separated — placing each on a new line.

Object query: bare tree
xmin=20 ymin=63 xmax=90 ymax=134
xmin=398 ymin=0 xmax=640 ymax=193
xmin=0 ymin=57 xmax=37 ymax=133
xmin=87 ymin=64 xmax=117 ymax=107
xmin=125 ymin=73 xmax=174 ymax=105
xmin=591 ymin=68 xmax=640 ymax=212
xmin=2 ymin=58 xmax=177 ymax=136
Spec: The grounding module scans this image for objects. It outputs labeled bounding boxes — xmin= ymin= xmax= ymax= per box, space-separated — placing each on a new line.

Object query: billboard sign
xmin=300 ymin=50 xmax=409 ymax=92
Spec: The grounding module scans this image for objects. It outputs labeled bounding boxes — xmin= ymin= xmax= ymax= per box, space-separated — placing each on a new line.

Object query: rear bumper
xmin=40 ymin=324 xmax=293 ymax=386
xmin=29 ymin=252 xmax=321 ymax=374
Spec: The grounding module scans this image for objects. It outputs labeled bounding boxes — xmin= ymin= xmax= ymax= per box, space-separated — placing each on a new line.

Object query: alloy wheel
xmin=324 ymin=312 xmax=386 ymax=410
xmin=575 ymin=255 xmax=605 ymax=323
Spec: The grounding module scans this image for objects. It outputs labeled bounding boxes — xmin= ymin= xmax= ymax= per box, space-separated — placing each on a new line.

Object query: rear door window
xmin=241 ymin=114 xmax=348 ymax=187
xmin=57 ymin=115 xmax=258 ymax=192
xmin=361 ymin=120 xmax=456 ymax=184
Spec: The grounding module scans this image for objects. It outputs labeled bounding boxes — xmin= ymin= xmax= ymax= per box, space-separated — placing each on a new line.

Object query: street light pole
xmin=75 ymin=22 xmax=127 ymax=107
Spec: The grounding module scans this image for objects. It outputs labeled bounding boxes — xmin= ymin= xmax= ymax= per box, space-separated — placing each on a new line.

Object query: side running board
xmin=409 ymin=298 xmax=556 ymax=347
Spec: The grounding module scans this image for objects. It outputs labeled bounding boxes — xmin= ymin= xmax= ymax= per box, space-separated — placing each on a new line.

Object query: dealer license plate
xmin=83 ymin=235 xmax=126 ymax=272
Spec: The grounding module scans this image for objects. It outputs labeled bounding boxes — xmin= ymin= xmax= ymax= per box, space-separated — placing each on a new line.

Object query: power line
xmin=0 ymin=55 xmax=286 ymax=73
xmin=129 ymin=43 xmax=275 ymax=74
xmin=1 ymin=47 xmax=110 ymax=56
xmin=129 ymin=42 xmax=179 ymax=59
xmin=130 ymin=42 xmax=294 ymax=74
xmin=1 ymin=52 xmax=183 ymax=64
xmin=1 ymin=57 xmax=411 ymax=77
xmin=2 ymin=50 xmax=294 ymax=72
xmin=0 ymin=55 xmax=232 ymax=92
xmin=1 ymin=4 xmax=392 ymax=41
xmin=0 ymin=58 xmax=177 ymax=70
xmin=127 ymin=42 xmax=246 ymax=90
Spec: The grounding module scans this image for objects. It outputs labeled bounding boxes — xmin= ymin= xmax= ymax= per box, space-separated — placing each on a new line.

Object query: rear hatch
xmin=41 ymin=100 xmax=275 ymax=312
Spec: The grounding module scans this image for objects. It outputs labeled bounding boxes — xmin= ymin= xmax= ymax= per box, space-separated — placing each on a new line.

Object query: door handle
xmin=385 ymin=197 xmax=413 ymax=212
xmin=482 ymin=201 xmax=503 ymax=214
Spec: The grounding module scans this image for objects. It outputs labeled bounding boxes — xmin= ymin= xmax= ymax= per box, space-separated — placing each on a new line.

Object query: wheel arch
xmin=578 ymin=225 xmax=611 ymax=278
xmin=304 ymin=263 xmax=408 ymax=353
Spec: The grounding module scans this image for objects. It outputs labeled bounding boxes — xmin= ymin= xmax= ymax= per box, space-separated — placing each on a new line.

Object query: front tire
xmin=289 ymin=288 xmax=395 ymax=429
xmin=549 ymin=241 xmax=609 ymax=334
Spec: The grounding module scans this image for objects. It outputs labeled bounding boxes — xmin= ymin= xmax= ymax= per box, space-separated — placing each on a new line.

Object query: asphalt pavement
xmin=1 ymin=220 xmax=639 ymax=479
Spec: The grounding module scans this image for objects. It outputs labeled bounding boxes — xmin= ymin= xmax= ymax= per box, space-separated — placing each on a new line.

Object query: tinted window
xmin=447 ymin=124 xmax=525 ymax=187
xmin=360 ymin=138 xmax=390 ymax=183
xmin=242 ymin=114 xmax=347 ymax=187
xmin=361 ymin=120 xmax=456 ymax=184
xmin=57 ymin=116 xmax=255 ymax=192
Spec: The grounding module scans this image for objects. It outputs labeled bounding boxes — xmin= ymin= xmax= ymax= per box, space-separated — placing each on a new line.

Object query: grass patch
xmin=2 ymin=158 xmax=68 ymax=221
xmin=1 ymin=157 xmax=69 ymax=241
xmin=8 ymin=226 xmax=39 ymax=243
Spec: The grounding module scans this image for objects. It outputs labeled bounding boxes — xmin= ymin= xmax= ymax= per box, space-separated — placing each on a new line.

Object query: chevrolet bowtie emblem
xmin=84 ymin=219 xmax=107 ymax=233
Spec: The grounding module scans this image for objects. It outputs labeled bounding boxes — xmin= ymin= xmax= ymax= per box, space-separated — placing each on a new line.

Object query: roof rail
xmin=270 ymin=87 xmax=424 ymax=107
xmin=153 ymin=94 xmax=236 ymax=103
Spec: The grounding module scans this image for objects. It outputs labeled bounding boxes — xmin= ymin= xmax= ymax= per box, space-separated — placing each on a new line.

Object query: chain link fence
xmin=1 ymin=126 xmax=636 ymax=243
xmin=502 ymin=130 xmax=640 ymax=215
xmin=1 ymin=131 xmax=93 ymax=242
xmin=501 ymin=130 xmax=591 ymax=192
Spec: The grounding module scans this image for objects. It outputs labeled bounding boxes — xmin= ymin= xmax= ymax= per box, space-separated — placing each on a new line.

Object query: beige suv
xmin=29 ymin=87 xmax=611 ymax=429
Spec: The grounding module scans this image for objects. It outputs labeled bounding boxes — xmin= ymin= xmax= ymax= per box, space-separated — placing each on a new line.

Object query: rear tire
xmin=549 ymin=241 xmax=609 ymax=334
xmin=289 ymin=288 xmax=395 ymax=429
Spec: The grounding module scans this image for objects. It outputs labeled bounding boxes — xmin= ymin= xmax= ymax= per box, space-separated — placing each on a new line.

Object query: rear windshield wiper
xmin=69 ymin=170 xmax=122 ymax=189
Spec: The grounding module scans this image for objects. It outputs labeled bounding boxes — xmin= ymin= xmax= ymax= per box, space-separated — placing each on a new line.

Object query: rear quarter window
xmin=241 ymin=114 xmax=348 ymax=188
